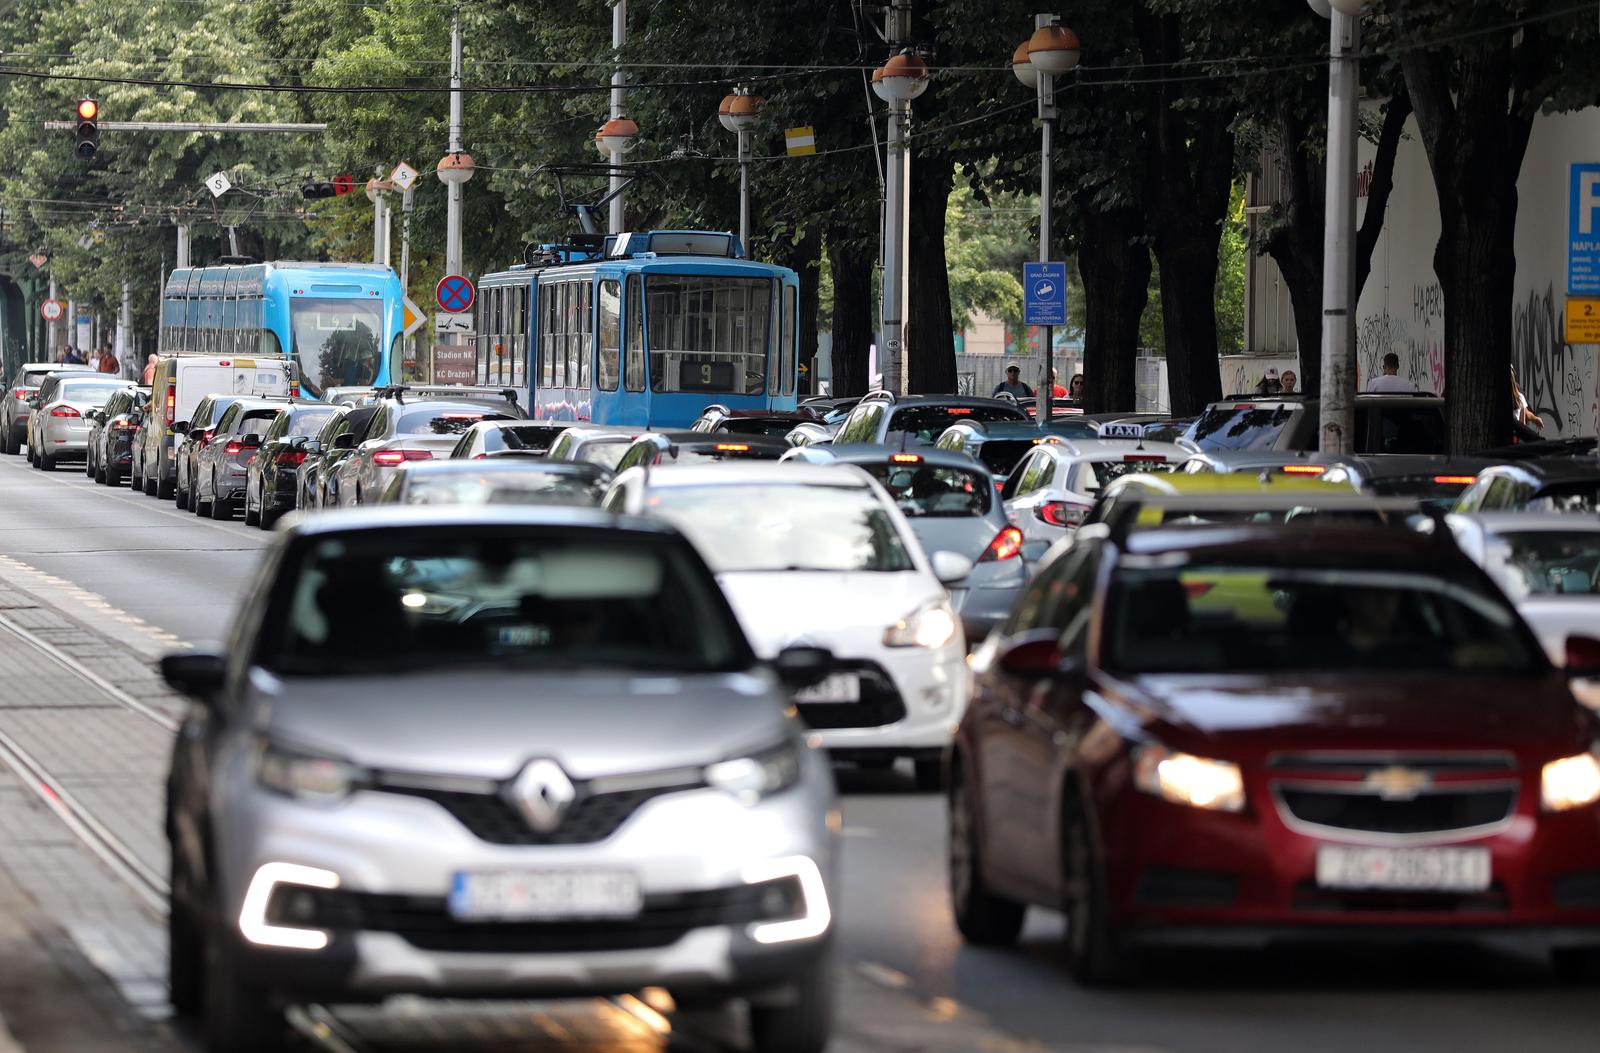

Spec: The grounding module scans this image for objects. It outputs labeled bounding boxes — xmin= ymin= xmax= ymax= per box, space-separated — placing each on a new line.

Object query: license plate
xmin=448 ymin=868 xmax=642 ymax=921
xmin=1315 ymin=845 xmax=1491 ymax=892
xmin=795 ymin=672 xmax=860 ymax=703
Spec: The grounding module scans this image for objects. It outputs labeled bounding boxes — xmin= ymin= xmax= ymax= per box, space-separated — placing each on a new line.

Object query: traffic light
xmin=74 ymin=97 xmax=99 ymax=161
xmin=300 ymin=182 xmax=338 ymax=199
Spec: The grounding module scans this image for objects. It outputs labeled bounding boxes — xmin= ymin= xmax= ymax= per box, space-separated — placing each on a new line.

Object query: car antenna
xmin=899 ymin=430 xmax=909 ymax=454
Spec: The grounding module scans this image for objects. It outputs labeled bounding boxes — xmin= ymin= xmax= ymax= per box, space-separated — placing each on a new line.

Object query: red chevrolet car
xmin=949 ymin=520 xmax=1600 ymax=983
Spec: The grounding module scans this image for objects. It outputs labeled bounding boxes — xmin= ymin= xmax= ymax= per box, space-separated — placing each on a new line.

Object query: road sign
xmin=1571 ymin=164 xmax=1600 ymax=295
xmin=205 ymin=171 xmax=232 ymax=198
xmin=28 ymin=254 xmax=47 ymax=269
xmin=435 ymin=312 xmax=474 ymax=335
xmin=402 ymin=295 xmax=427 ymax=337
xmin=1568 ymin=298 xmax=1600 ymax=344
xmin=389 ymin=161 xmax=419 ymax=192
xmin=436 ymin=274 xmax=475 ymax=314
xmin=433 ymin=343 xmax=477 ymax=384
xmin=39 ymin=300 xmax=62 ymax=322
xmin=1023 ymin=261 xmax=1068 ymax=327
xmin=785 ymin=127 xmax=817 ymax=157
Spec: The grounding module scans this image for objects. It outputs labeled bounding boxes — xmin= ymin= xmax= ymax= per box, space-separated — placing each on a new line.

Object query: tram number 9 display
xmin=680 ymin=361 xmax=735 ymax=392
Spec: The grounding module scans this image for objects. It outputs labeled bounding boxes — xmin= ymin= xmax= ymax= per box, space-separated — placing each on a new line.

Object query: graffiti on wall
xmin=1511 ymin=284 xmax=1599 ymax=437
xmin=1356 ymin=283 xmax=1445 ymax=395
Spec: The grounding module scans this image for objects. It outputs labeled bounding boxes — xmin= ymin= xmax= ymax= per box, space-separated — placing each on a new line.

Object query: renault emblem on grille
xmin=1364 ymin=765 xmax=1431 ymax=801
xmin=508 ymin=759 xmax=577 ymax=832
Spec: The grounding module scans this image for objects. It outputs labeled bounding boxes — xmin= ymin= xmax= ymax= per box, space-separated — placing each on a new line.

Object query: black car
xmin=1183 ymin=394 xmax=1447 ymax=454
xmin=174 ymin=395 xmax=250 ymax=510
xmin=302 ymin=404 xmax=380 ymax=509
xmin=1318 ymin=454 xmax=1497 ymax=512
xmin=87 ymin=386 xmax=150 ymax=486
xmin=1453 ymin=457 xmax=1600 ymax=514
xmin=242 ymin=403 xmax=343 ymax=529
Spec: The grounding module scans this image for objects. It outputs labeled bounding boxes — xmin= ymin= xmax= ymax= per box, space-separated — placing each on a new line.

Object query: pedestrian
xmin=1255 ymin=368 xmax=1282 ymax=396
xmin=97 ymin=343 xmax=119 ymax=375
xmin=141 ymin=353 xmax=158 ymax=386
xmin=1067 ymin=373 xmax=1084 ymax=401
xmin=1049 ymin=370 xmax=1067 ymax=399
xmin=1279 ymin=370 xmax=1298 ymax=395
xmin=1365 ymin=352 xmax=1414 ymax=393
xmin=1512 ymin=365 xmax=1544 ymax=433
xmin=991 ymin=364 xmax=1034 ymax=400
xmin=62 ymin=344 xmax=82 ymax=365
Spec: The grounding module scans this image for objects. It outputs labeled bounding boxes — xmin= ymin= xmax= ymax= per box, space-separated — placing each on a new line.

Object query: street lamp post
xmin=1310 ymin=0 xmax=1365 ymax=454
xmin=719 ymin=90 xmax=765 ymax=255
xmin=1013 ymin=16 xmax=1080 ymax=424
xmin=872 ymin=50 xmax=929 ymax=396
xmin=435 ymin=152 xmax=475 ymax=276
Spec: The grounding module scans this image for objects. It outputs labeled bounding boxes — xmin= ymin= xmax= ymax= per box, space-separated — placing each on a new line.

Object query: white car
xmin=1448 ymin=513 xmax=1600 ymax=663
xmin=604 ymin=462 xmax=972 ymax=789
xmin=1002 ymin=436 xmax=1191 ymax=546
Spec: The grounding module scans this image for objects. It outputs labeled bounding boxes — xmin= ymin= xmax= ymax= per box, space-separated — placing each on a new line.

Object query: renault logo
xmin=1364 ymin=766 xmax=1432 ymax=801
xmin=508 ymin=759 xmax=577 ymax=832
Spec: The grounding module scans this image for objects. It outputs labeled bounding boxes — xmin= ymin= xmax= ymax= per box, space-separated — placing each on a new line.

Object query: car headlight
xmin=706 ymin=739 xmax=803 ymax=804
xmin=1542 ymin=749 xmax=1600 ymax=811
xmin=883 ymin=600 xmax=959 ymax=649
xmin=257 ymin=740 xmax=365 ymax=803
xmin=1132 ymin=744 xmax=1245 ymax=812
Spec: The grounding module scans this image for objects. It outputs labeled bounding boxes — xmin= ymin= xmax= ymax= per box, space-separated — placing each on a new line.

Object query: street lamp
xmin=718 ymin=90 xmax=764 ymax=255
xmin=594 ymin=116 xmax=640 ymax=159
xmin=435 ymin=151 xmax=475 ymax=278
xmin=1308 ymin=0 xmax=1365 ymax=454
xmin=1013 ymin=15 xmax=1080 ymax=423
xmin=365 ymin=177 xmax=393 ymax=267
xmin=872 ymin=49 xmax=929 ymax=395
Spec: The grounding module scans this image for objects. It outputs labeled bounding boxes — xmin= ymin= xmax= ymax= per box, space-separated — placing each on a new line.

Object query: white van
xmin=134 ymin=354 xmax=296 ymax=498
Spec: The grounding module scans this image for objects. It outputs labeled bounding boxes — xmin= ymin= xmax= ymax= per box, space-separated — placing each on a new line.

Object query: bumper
xmin=803 ymin=644 xmax=967 ymax=754
xmin=39 ymin=420 xmax=91 ymax=457
xmin=214 ymin=762 xmax=836 ymax=1001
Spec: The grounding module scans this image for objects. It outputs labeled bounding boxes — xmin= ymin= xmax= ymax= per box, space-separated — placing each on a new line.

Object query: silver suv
xmin=161 ymin=506 xmax=839 ymax=1053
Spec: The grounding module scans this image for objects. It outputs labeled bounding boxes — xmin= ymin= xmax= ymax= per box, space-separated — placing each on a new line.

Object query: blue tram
xmin=159 ymin=262 xmax=405 ymax=399
xmin=474 ymin=231 xmax=800 ymax=427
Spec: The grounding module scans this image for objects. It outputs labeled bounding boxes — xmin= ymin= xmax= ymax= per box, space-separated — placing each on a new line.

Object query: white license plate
xmin=448 ymin=868 xmax=642 ymax=921
xmin=1315 ymin=845 xmax=1491 ymax=892
xmin=795 ymin=673 xmax=861 ymax=703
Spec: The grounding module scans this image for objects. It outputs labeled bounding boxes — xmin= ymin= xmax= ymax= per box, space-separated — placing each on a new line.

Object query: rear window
xmin=1492 ymin=531 xmax=1600 ymax=596
xmin=1367 ymin=474 xmax=1475 ymax=511
xmin=888 ymin=405 xmax=1025 ymax=443
xmin=57 ymin=381 xmax=132 ymax=404
xmin=579 ymin=439 xmax=631 ymax=470
xmin=1186 ymin=405 xmax=1298 ymax=451
xmin=672 ymin=442 xmax=785 ymax=465
xmin=975 ymin=439 xmax=1037 ymax=477
xmin=859 ymin=463 xmax=991 ymax=517
xmin=501 ymin=425 xmax=569 ymax=454
xmin=397 ymin=407 xmax=515 ymax=434
xmin=1082 ymin=457 xmax=1182 ymax=492
xmin=1528 ymin=483 xmax=1600 ymax=513
xmin=1360 ymin=405 xmax=1446 ymax=454
xmin=287 ymin=408 xmax=338 ymax=437
xmin=402 ymin=471 xmax=605 ymax=508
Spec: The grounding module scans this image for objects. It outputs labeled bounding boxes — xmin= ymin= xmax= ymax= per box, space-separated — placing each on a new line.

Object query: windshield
xmin=397 ymin=407 xmax=514 ymax=435
xmin=859 ymin=463 xmax=991 ymax=517
xmin=647 ymin=276 xmax=770 ymax=395
xmin=402 ymin=471 xmax=605 ymax=508
xmin=1106 ymin=559 xmax=1538 ymax=673
xmin=1492 ymin=531 xmax=1600 ymax=597
xmin=1187 ymin=405 xmax=1297 ymax=451
xmin=290 ymin=298 xmax=383 ymax=398
xmin=262 ymin=532 xmax=743 ymax=676
xmin=501 ymin=425 xmax=568 ymax=453
xmin=57 ymin=382 xmax=132 ymax=405
xmin=889 ymin=405 xmax=1024 ymax=443
xmin=649 ymin=484 xmax=915 ymax=573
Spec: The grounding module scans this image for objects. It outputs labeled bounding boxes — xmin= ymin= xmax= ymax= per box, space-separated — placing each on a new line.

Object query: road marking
xmin=857 ymin=960 xmax=912 ymax=990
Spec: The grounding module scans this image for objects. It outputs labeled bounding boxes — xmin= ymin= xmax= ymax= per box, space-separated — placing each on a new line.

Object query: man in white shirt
xmin=1366 ymin=352 xmax=1414 ymax=393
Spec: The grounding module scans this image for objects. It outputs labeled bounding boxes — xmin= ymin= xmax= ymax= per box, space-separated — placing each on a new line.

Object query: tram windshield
xmin=290 ymin=298 xmax=384 ymax=397
xmin=646 ymin=276 xmax=770 ymax=396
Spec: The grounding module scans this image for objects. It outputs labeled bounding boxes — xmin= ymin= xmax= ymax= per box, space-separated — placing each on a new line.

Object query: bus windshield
xmin=290 ymin=298 xmax=383 ymax=397
xmin=646 ymin=276 xmax=770 ymax=396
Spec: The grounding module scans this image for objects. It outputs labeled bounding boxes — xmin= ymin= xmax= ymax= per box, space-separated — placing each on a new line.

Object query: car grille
xmin=265 ymin=879 xmax=804 ymax=954
xmin=794 ymin=660 xmax=907 ymax=730
xmin=1269 ymin=753 xmax=1518 ymax=839
xmin=1276 ymin=786 xmax=1516 ymax=836
xmin=387 ymin=783 xmax=693 ymax=846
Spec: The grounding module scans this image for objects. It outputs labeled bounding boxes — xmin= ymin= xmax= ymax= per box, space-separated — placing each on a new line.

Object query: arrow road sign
xmin=1023 ymin=261 xmax=1068 ymax=327
xmin=436 ymin=274 xmax=475 ymax=314
xmin=435 ymin=312 xmax=474 ymax=335
xmin=402 ymin=295 xmax=427 ymax=337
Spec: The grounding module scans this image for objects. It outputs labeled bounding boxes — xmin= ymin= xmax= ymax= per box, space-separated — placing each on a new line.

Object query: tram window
xmin=646 ymin=276 xmax=769 ymax=395
xmin=514 ymin=285 xmax=528 ymax=388
xmin=781 ymin=285 xmax=797 ymax=396
xmin=598 ymin=280 xmax=621 ymax=392
xmin=579 ymin=283 xmax=593 ymax=388
xmin=540 ymin=286 xmax=555 ymax=386
xmin=625 ymin=275 xmax=645 ymax=393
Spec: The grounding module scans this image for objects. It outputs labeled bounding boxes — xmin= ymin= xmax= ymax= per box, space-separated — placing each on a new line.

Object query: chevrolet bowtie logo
xmin=1364 ymin=765 xmax=1432 ymax=801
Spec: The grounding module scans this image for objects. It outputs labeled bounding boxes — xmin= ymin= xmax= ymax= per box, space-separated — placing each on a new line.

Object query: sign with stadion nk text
xmin=1568 ymin=163 xmax=1600 ymax=296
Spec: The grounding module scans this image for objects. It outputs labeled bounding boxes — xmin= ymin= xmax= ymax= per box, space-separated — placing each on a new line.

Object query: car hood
xmin=245 ymin=667 xmax=791 ymax=779
xmin=1113 ymin=672 xmax=1593 ymax=754
xmin=1516 ymin=597 xmax=1600 ymax=664
xmin=715 ymin=569 xmax=947 ymax=658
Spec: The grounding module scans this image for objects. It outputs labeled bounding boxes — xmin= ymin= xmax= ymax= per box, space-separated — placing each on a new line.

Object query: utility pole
xmin=445 ymin=12 xmax=465 ymax=277
xmin=118 ymin=280 xmax=131 ymax=373
xmin=46 ymin=277 xmax=57 ymax=357
xmin=176 ymin=224 xmax=190 ymax=270
xmin=609 ymin=0 xmax=627 ymax=234
xmin=400 ymin=188 xmax=414 ymax=375
xmin=1316 ymin=5 xmax=1360 ymax=455
xmin=872 ymin=0 xmax=925 ymax=395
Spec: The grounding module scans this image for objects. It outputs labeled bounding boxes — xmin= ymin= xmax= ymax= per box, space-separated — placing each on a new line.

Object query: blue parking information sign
xmin=1570 ymin=163 xmax=1600 ymax=295
xmin=1023 ymin=261 xmax=1068 ymax=327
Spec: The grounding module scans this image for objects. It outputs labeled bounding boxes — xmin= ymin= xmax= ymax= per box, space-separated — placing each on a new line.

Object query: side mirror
xmin=160 ymin=650 xmax=226 ymax=702
xmin=931 ymin=550 xmax=975 ymax=585
xmin=172 ymin=421 xmax=190 ymax=435
xmin=241 ymin=433 xmax=263 ymax=447
xmin=773 ymin=645 xmax=833 ymax=691
xmin=332 ymin=433 xmax=355 ymax=450
xmin=1567 ymin=635 xmax=1600 ymax=678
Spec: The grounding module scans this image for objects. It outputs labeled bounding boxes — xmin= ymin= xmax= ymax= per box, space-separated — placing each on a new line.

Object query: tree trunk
xmin=1434 ymin=198 xmax=1518 ymax=451
xmin=1155 ymin=232 xmax=1226 ymax=415
xmin=1265 ymin=105 xmax=1326 ymax=397
xmin=907 ymin=155 xmax=956 ymax=393
xmin=1076 ymin=204 xmax=1149 ymax=413
xmin=828 ymin=239 xmax=876 ymax=397
xmin=774 ymin=227 xmax=824 ymax=395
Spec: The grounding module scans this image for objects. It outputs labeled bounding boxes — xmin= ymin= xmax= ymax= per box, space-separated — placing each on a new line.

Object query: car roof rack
xmin=860 ymin=390 xmax=896 ymax=404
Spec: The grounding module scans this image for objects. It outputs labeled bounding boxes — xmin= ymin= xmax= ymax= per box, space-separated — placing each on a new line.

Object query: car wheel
xmin=210 ymin=475 xmax=232 ymax=519
xmin=0 ymin=429 xmax=11 ymax=456
xmin=130 ymin=461 xmax=142 ymax=490
xmin=1551 ymin=947 xmax=1600 ymax=982
xmin=913 ymin=758 xmax=943 ymax=792
xmin=202 ymin=903 xmax=286 ymax=1053
xmin=175 ymin=470 xmax=188 ymax=507
xmin=39 ymin=450 xmax=56 ymax=471
xmin=157 ymin=470 xmax=175 ymax=500
xmin=105 ymin=465 xmax=121 ymax=487
xmin=1061 ymin=787 xmax=1135 ymax=985
xmin=167 ymin=855 xmax=204 ymax=1016
xmin=948 ymin=770 xmax=1026 ymax=946
xmin=84 ymin=453 xmax=95 ymax=477
xmin=259 ymin=505 xmax=280 ymax=531
xmin=747 ymin=951 xmax=834 ymax=1053
xmin=189 ymin=476 xmax=201 ymax=513
xmin=244 ymin=489 xmax=260 ymax=527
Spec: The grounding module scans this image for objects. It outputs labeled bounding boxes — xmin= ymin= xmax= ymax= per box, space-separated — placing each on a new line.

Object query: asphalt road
xmin=3 ymin=448 xmax=1599 ymax=1052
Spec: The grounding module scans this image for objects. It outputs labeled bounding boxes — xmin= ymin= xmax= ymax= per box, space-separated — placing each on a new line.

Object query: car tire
xmin=948 ymin=770 xmax=1026 ymax=946
xmin=1551 ymin=947 xmax=1600 ymax=982
xmin=168 ymin=857 xmax=204 ymax=1016
xmin=259 ymin=505 xmax=280 ymax=531
xmin=244 ymin=492 xmax=260 ymax=527
xmin=913 ymin=758 xmax=943 ymax=792
xmin=1061 ymin=787 xmax=1136 ymax=985
xmin=144 ymin=472 xmax=157 ymax=496
xmin=175 ymin=470 xmax=188 ymax=507
xmin=157 ymin=472 xmax=174 ymax=500
xmin=202 ymin=908 xmax=286 ymax=1053
xmin=105 ymin=465 xmax=121 ymax=487
xmin=747 ymin=951 xmax=834 ymax=1053
xmin=39 ymin=450 xmax=56 ymax=471
xmin=84 ymin=454 xmax=95 ymax=478
xmin=211 ymin=475 xmax=232 ymax=520
xmin=0 ymin=429 xmax=11 ymax=456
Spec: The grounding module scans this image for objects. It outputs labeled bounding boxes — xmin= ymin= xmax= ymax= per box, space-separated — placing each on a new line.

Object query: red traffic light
xmin=76 ymin=98 xmax=98 ymax=121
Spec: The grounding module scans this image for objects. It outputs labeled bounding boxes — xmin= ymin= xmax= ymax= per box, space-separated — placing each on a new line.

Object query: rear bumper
xmin=1122 ymin=924 xmax=1600 ymax=953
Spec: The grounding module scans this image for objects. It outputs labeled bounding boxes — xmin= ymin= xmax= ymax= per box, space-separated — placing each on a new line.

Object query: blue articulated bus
xmin=474 ymin=230 xmax=800 ymax=427
xmin=159 ymin=261 xmax=404 ymax=398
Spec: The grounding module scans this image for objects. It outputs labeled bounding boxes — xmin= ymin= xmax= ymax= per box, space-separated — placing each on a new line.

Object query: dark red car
xmin=948 ymin=520 xmax=1600 ymax=982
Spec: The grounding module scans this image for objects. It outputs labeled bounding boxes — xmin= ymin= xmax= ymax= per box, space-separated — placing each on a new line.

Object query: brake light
xmin=111 ymin=420 xmax=138 ymax=431
xmin=49 ymin=407 xmax=81 ymax=418
xmin=275 ymin=450 xmax=306 ymax=466
xmin=1280 ymin=464 xmax=1324 ymax=475
xmin=714 ymin=443 xmax=751 ymax=452
xmin=889 ymin=453 xmax=922 ymax=464
xmin=224 ymin=439 xmax=256 ymax=456
xmin=372 ymin=449 xmax=433 ymax=466
xmin=978 ymin=526 xmax=1024 ymax=563
xmin=1036 ymin=501 xmax=1088 ymax=528
xmin=1434 ymin=475 xmax=1477 ymax=485
xmin=164 ymin=384 xmax=175 ymax=425
xmin=1183 ymin=581 xmax=1217 ymax=599
xmin=1232 ymin=404 xmax=1255 ymax=410
xmin=12 ymin=388 xmax=28 ymax=400
xmin=946 ymin=408 xmax=973 ymax=416
xmin=1123 ymin=454 xmax=1168 ymax=463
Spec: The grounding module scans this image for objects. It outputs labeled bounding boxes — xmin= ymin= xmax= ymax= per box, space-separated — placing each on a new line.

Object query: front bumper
xmin=800 ymin=643 xmax=968 ymax=754
xmin=214 ymin=761 xmax=836 ymax=1001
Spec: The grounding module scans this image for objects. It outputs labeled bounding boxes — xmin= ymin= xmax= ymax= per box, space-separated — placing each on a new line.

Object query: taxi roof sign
xmin=1097 ymin=422 xmax=1145 ymax=440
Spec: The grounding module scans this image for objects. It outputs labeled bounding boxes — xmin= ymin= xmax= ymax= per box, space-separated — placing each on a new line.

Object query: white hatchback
xmin=1002 ymin=437 xmax=1192 ymax=546
xmin=605 ymin=462 xmax=972 ymax=789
